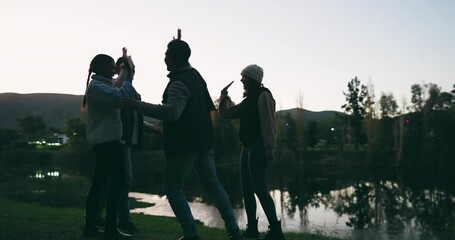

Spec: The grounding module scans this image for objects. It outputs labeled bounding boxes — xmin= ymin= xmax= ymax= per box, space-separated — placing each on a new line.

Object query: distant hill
xmin=277 ymin=108 xmax=344 ymax=122
xmin=0 ymin=93 xmax=83 ymax=129
xmin=0 ymin=93 xmax=344 ymax=130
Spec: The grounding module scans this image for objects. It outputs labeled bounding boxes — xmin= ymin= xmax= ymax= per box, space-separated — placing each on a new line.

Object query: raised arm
xmin=218 ymin=95 xmax=242 ymax=119
xmin=88 ymin=81 xmax=138 ymax=108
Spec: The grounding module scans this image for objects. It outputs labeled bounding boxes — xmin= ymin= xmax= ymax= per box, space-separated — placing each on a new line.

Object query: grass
xmin=0 ymin=196 xmax=345 ymax=240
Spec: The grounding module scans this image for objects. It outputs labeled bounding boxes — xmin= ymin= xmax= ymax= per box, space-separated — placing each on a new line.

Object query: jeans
xmin=240 ymin=141 xmax=278 ymax=224
xmin=95 ymin=145 xmax=133 ymax=225
xmin=164 ymin=148 xmax=239 ymax=237
xmin=85 ymin=140 xmax=125 ymax=234
xmin=118 ymin=145 xmax=133 ymax=224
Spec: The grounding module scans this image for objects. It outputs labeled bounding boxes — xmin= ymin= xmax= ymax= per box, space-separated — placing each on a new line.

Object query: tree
xmin=379 ymin=92 xmax=399 ymax=118
xmin=16 ymin=115 xmax=46 ymax=140
xmin=364 ymin=83 xmax=376 ymax=119
xmin=341 ymin=77 xmax=367 ymax=150
xmin=295 ymin=90 xmax=306 ymax=155
xmin=212 ymin=98 xmax=240 ymax=161
xmin=410 ymin=84 xmax=424 ymax=112
xmin=0 ymin=128 xmax=18 ymax=146
xmin=433 ymin=92 xmax=454 ymax=110
xmin=276 ymin=113 xmax=299 ymax=159
xmin=423 ymin=83 xmax=441 ymax=112
xmin=306 ymin=121 xmax=319 ymax=148
xmin=63 ymin=117 xmax=86 ymax=146
xmin=284 ymin=113 xmax=298 ymax=150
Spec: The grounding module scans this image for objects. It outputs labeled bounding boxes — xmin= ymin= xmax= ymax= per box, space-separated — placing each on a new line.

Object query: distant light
xmin=73 ymin=132 xmax=77 ymax=136
xmin=330 ymin=128 xmax=335 ymax=131
xmin=406 ymin=119 xmax=410 ymax=123
xmin=35 ymin=173 xmax=44 ymax=179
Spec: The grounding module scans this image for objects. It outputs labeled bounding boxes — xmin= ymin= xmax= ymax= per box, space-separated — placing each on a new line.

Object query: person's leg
xmin=118 ymin=145 xmax=133 ymax=225
xmin=240 ymin=146 xmax=260 ymax=238
xmin=102 ymin=141 xmax=125 ymax=235
xmin=85 ymin=145 xmax=109 ymax=231
xmin=164 ymin=153 xmax=199 ymax=238
xmin=248 ymin=142 xmax=278 ymax=224
xmin=94 ymin=186 xmax=107 ymax=227
xmin=240 ymin=146 xmax=257 ymax=223
xmin=248 ymin=142 xmax=285 ymax=240
xmin=194 ymin=148 xmax=239 ymax=233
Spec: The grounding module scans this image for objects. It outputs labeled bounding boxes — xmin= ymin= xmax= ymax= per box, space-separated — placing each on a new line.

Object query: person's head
xmin=165 ymin=39 xmax=191 ymax=71
xmin=240 ymin=64 xmax=263 ymax=94
xmin=89 ymin=54 xmax=116 ymax=79
xmin=82 ymin=54 xmax=116 ymax=107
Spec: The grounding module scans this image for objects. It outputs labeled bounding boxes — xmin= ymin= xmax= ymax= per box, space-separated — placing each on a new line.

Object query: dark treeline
xmin=1 ymin=80 xmax=454 ymax=169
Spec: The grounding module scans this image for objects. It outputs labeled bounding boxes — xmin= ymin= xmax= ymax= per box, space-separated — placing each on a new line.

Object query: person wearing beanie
xmin=120 ymin=33 xmax=241 ymax=240
xmin=219 ymin=64 xmax=285 ymax=240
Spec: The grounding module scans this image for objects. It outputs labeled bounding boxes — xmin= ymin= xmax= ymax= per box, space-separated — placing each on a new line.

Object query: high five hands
xmin=121 ymin=47 xmax=136 ymax=78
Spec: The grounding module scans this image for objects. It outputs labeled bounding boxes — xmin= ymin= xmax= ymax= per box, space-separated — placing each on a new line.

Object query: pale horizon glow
xmin=1 ymin=1 xmax=454 ymax=112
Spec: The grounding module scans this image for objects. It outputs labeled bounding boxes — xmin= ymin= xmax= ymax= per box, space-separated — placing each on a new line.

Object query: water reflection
xmin=29 ymin=170 xmax=60 ymax=179
xmin=129 ymin=190 xmax=352 ymax=236
xmin=129 ymin=167 xmax=455 ymax=240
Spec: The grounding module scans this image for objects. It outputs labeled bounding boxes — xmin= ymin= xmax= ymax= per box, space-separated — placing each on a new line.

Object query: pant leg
xmin=85 ymin=146 xmax=109 ymax=228
xmin=194 ymin=148 xmax=239 ymax=232
xmin=247 ymin=142 xmax=278 ymax=224
xmin=94 ymin=186 xmax=107 ymax=225
xmin=164 ymin=152 xmax=199 ymax=237
xmin=118 ymin=145 xmax=132 ymax=224
xmin=240 ymin=146 xmax=257 ymax=223
xmin=95 ymin=141 xmax=125 ymax=234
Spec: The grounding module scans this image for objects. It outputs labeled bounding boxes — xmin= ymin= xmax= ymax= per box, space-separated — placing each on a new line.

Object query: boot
xmin=260 ymin=221 xmax=285 ymax=240
xmin=241 ymin=218 xmax=260 ymax=239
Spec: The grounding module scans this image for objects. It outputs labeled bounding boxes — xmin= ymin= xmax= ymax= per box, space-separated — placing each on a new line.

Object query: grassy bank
xmin=0 ymin=196 xmax=345 ymax=240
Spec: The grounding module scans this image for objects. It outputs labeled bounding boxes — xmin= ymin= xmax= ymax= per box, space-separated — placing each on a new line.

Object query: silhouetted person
xmin=94 ymin=56 xmax=143 ymax=234
xmin=82 ymin=49 xmax=137 ymax=240
xmin=219 ymin=64 xmax=285 ymax=240
xmin=121 ymin=34 xmax=241 ymax=240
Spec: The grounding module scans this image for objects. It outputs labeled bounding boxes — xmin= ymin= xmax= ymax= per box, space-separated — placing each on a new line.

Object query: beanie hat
xmin=241 ymin=64 xmax=263 ymax=83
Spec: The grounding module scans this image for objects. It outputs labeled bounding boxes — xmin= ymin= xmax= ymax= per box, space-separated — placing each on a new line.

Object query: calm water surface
xmin=14 ymin=161 xmax=455 ymax=240
xmin=126 ymin=165 xmax=455 ymax=240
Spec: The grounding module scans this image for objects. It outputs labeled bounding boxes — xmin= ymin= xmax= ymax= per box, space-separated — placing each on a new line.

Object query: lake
xmin=3 ymin=152 xmax=454 ymax=240
xmin=126 ymin=164 xmax=455 ymax=240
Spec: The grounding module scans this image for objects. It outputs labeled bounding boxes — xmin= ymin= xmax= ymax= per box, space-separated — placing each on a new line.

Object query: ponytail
xmin=82 ymin=70 xmax=91 ymax=108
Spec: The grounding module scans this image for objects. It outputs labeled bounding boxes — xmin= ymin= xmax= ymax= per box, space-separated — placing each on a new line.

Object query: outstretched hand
xmin=122 ymin=47 xmax=136 ymax=78
xmin=120 ymin=98 xmax=140 ymax=110
xmin=221 ymin=81 xmax=234 ymax=96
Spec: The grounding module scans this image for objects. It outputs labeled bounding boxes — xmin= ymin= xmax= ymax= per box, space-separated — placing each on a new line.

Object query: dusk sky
xmin=1 ymin=0 xmax=454 ymax=112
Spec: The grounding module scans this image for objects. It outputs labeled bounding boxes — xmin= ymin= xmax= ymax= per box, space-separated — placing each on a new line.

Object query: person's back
xmin=162 ymin=66 xmax=214 ymax=155
xmin=86 ymin=76 xmax=124 ymax=145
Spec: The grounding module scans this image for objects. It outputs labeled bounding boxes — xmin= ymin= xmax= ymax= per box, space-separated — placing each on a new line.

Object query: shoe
xmin=259 ymin=221 xmax=285 ymax=240
xmin=82 ymin=226 xmax=104 ymax=238
xmin=118 ymin=221 xmax=139 ymax=234
xmin=103 ymin=229 xmax=133 ymax=240
xmin=241 ymin=218 xmax=260 ymax=239
xmin=178 ymin=235 xmax=202 ymax=240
